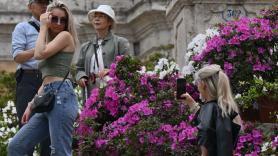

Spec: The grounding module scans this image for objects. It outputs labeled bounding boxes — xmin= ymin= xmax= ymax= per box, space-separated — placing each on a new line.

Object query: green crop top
xmin=39 ymin=52 xmax=73 ymax=79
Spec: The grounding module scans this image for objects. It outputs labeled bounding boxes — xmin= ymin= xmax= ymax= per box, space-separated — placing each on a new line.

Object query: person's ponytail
xmin=217 ymin=70 xmax=239 ymax=117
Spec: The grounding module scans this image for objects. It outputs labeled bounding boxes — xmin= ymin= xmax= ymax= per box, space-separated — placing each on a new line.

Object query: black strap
xmin=93 ymin=44 xmax=99 ymax=68
xmin=56 ymin=71 xmax=70 ymax=92
xmin=114 ymin=35 xmax=120 ymax=56
xmin=28 ymin=21 xmax=40 ymax=32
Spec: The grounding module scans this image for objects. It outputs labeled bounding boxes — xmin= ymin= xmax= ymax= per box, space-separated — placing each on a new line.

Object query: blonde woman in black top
xmin=181 ymin=64 xmax=242 ymax=156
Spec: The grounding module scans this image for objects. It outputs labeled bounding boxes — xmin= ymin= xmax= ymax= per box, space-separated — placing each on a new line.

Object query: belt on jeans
xmin=21 ymin=69 xmax=41 ymax=74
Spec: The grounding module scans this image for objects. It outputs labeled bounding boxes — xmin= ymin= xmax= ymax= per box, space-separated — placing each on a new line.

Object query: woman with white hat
xmin=75 ymin=4 xmax=130 ymax=98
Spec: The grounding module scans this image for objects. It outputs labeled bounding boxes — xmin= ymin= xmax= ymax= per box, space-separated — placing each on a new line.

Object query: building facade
xmin=0 ymin=0 xmax=276 ymax=72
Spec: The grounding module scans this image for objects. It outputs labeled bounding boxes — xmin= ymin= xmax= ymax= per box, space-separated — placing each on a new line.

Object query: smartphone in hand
xmin=176 ymin=78 xmax=186 ymax=99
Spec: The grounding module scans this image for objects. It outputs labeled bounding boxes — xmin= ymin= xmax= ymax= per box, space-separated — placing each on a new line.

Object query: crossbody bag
xmin=31 ymin=71 xmax=69 ymax=113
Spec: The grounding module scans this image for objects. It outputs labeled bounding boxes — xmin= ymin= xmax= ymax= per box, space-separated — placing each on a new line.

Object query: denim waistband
xmin=43 ymin=79 xmax=73 ymax=91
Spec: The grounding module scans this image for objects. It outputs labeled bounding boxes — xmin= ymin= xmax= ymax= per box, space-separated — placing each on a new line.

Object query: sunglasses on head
xmin=51 ymin=16 xmax=67 ymax=25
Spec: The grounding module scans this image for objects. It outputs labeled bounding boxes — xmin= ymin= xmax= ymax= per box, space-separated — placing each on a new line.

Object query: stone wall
xmin=166 ymin=0 xmax=277 ymax=67
xmin=0 ymin=0 xmax=276 ymax=72
xmin=0 ymin=0 xmax=171 ymax=72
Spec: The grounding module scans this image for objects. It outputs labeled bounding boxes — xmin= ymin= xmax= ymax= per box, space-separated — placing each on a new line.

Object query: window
xmin=133 ymin=42 xmax=140 ymax=56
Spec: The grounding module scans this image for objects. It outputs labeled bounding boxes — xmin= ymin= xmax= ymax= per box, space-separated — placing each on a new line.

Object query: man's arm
xmin=14 ymin=49 xmax=35 ymax=64
xmin=11 ymin=23 xmax=35 ymax=64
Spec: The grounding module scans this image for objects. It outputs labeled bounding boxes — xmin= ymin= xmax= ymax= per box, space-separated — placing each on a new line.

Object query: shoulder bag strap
xmin=113 ymin=35 xmax=120 ymax=56
xmin=28 ymin=21 xmax=40 ymax=32
xmin=56 ymin=71 xmax=70 ymax=92
xmin=93 ymin=44 xmax=99 ymax=68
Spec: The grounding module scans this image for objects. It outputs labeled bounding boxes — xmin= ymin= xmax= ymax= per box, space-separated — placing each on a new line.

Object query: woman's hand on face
xmin=78 ymin=78 xmax=88 ymax=88
xmin=40 ymin=12 xmax=51 ymax=27
xmin=181 ymin=93 xmax=196 ymax=107
xmin=21 ymin=103 xmax=32 ymax=124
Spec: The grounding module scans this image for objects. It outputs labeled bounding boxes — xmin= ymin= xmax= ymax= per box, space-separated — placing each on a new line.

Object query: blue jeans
xmin=15 ymin=69 xmax=51 ymax=155
xmin=8 ymin=80 xmax=78 ymax=156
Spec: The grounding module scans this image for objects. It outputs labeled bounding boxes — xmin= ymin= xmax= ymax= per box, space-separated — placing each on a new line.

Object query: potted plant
xmin=235 ymin=77 xmax=278 ymax=122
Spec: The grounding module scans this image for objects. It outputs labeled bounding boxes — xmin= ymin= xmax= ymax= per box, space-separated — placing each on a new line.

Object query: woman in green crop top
xmin=8 ymin=1 xmax=79 ymax=156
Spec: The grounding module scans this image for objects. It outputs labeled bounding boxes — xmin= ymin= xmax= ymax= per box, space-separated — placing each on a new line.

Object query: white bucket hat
xmin=88 ymin=5 xmax=116 ymax=22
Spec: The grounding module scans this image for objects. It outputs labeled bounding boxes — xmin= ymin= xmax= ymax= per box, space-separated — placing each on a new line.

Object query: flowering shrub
xmin=190 ymin=6 xmax=277 ymax=94
xmin=235 ymin=122 xmax=278 ymax=156
xmin=260 ymin=5 xmax=278 ymax=21
xmin=75 ymin=56 xmax=278 ymax=155
xmin=182 ymin=27 xmax=219 ymax=76
xmin=183 ymin=6 xmax=278 ymax=113
xmin=0 ymin=101 xmax=18 ymax=155
xmin=235 ymin=122 xmax=264 ymax=155
xmin=75 ymin=56 xmax=200 ymax=155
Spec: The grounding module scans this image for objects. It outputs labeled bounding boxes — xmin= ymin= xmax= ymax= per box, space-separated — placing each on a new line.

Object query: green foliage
xmin=142 ymin=53 xmax=164 ymax=71
xmin=0 ymin=72 xmax=16 ymax=108
xmin=0 ymin=71 xmax=16 ymax=156
xmin=74 ymin=86 xmax=85 ymax=106
xmin=236 ymin=77 xmax=278 ymax=110
xmin=116 ymin=56 xmax=142 ymax=81
xmin=116 ymin=56 xmax=143 ymax=104
xmin=141 ymin=44 xmax=174 ymax=71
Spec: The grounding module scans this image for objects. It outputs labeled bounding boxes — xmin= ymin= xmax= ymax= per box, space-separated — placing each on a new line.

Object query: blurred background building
xmin=0 ymin=0 xmax=276 ymax=72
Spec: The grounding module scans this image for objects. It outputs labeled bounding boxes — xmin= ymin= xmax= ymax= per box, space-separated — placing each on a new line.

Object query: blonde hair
xmin=46 ymin=1 xmax=79 ymax=46
xmin=195 ymin=64 xmax=239 ymax=117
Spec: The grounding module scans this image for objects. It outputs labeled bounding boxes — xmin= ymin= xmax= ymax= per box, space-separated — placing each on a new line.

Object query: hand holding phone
xmin=176 ymin=78 xmax=186 ymax=99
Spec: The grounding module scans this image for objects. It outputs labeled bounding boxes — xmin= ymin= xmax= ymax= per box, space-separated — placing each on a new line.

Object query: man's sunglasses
xmin=33 ymin=0 xmax=52 ymax=5
xmin=51 ymin=16 xmax=67 ymax=25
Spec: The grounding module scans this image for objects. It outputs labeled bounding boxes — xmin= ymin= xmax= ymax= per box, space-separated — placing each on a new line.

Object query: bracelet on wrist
xmin=190 ymin=102 xmax=200 ymax=112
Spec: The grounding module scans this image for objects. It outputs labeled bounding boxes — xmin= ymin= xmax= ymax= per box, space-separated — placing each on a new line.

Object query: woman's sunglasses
xmin=51 ymin=16 xmax=67 ymax=25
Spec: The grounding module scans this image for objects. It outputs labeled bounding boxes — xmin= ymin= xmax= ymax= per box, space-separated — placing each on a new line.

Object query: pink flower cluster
xmin=235 ymin=129 xmax=263 ymax=155
xmin=86 ymin=100 xmax=153 ymax=149
xmin=101 ymin=100 xmax=153 ymax=141
xmin=192 ymin=15 xmax=277 ymax=80
xmin=137 ymin=121 xmax=197 ymax=151
xmin=272 ymin=136 xmax=278 ymax=149
xmin=193 ymin=18 xmax=278 ymax=71
xmin=233 ymin=121 xmax=278 ymax=156
xmin=191 ymin=7 xmax=277 ymax=95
